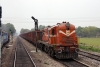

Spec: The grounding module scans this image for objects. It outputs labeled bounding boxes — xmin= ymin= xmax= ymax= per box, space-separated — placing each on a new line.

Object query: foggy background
xmin=1 ymin=0 xmax=100 ymax=34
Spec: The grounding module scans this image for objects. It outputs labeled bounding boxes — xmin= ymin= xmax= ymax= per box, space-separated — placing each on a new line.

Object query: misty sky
xmin=1 ymin=0 xmax=100 ymax=33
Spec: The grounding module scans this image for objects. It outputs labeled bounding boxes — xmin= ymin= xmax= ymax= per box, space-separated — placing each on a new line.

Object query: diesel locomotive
xmin=20 ymin=22 xmax=79 ymax=59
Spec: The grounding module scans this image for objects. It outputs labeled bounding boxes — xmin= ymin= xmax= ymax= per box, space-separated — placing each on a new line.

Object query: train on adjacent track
xmin=20 ymin=22 xmax=79 ymax=59
xmin=0 ymin=30 xmax=9 ymax=48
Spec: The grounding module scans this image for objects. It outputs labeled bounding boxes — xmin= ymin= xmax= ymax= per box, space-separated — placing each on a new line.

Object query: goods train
xmin=20 ymin=22 xmax=79 ymax=59
xmin=0 ymin=30 xmax=9 ymax=48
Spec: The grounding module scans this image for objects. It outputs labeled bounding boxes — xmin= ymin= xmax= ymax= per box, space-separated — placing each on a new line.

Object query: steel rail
xmin=22 ymin=41 xmax=37 ymax=67
xmin=13 ymin=37 xmax=36 ymax=67
xmin=57 ymin=59 xmax=89 ymax=67
xmin=79 ymin=50 xmax=100 ymax=61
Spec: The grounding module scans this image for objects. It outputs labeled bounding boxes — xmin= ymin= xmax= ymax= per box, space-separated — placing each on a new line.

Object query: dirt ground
xmin=76 ymin=55 xmax=100 ymax=67
xmin=80 ymin=49 xmax=100 ymax=56
xmin=2 ymin=36 xmax=100 ymax=67
xmin=1 ymin=37 xmax=17 ymax=67
xmin=1 ymin=36 xmax=65 ymax=67
xmin=76 ymin=49 xmax=100 ymax=67
xmin=20 ymin=37 xmax=65 ymax=67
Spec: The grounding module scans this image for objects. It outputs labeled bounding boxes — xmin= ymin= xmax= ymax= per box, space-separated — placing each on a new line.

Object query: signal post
xmin=31 ymin=16 xmax=38 ymax=52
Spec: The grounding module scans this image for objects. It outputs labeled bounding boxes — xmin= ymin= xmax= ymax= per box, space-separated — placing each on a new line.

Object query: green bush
xmin=79 ymin=45 xmax=100 ymax=53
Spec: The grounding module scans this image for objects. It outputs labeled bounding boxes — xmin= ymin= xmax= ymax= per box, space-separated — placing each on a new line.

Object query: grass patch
xmin=79 ymin=38 xmax=100 ymax=53
xmin=44 ymin=62 xmax=49 ymax=65
xmin=79 ymin=45 xmax=100 ymax=53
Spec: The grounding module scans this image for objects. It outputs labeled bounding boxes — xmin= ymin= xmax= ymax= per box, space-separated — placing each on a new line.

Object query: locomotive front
xmin=54 ymin=22 xmax=79 ymax=59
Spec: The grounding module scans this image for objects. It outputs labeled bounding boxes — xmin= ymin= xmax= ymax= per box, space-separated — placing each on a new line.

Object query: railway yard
xmin=1 ymin=36 xmax=100 ymax=67
xmin=1 ymin=1 xmax=100 ymax=67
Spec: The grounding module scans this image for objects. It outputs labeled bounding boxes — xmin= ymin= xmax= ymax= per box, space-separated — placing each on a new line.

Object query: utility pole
xmin=31 ymin=16 xmax=38 ymax=52
xmin=10 ymin=29 xmax=13 ymax=43
xmin=0 ymin=6 xmax=2 ymax=28
xmin=0 ymin=7 xmax=1 ymax=27
xmin=0 ymin=6 xmax=2 ymax=46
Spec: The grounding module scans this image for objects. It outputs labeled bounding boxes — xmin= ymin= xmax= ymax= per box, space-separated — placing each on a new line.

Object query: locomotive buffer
xmin=31 ymin=16 xmax=38 ymax=52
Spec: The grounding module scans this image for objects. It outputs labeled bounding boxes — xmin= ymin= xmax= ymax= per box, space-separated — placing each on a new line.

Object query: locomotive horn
xmin=66 ymin=22 xmax=70 ymax=30
xmin=66 ymin=22 xmax=70 ymax=27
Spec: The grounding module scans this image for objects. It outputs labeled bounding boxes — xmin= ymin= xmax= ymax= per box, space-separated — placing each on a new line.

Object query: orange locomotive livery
xmin=20 ymin=22 xmax=79 ymax=59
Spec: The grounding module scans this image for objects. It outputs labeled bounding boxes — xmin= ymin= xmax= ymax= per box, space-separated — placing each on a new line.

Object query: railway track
xmin=59 ymin=59 xmax=89 ymax=67
xmin=13 ymin=37 xmax=36 ymax=67
xmin=79 ymin=50 xmax=100 ymax=61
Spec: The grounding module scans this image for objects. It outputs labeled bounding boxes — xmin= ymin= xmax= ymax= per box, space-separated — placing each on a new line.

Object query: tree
xmin=76 ymin=26 xmax=83 ymax=37
xmin=76 ymin=26 xmax=100 ymax=37
xmin=31 ymin=28 xmax=35 ymax=31
xmin=20 ymin=28 xmax=30 ymax=34
xmin=2 ymin=23 xmax=16 ymax=34
xmin=38 ymin=25 xmax=45 ymax=30
xmin=31 ymin=25 xmax=46 ymax=31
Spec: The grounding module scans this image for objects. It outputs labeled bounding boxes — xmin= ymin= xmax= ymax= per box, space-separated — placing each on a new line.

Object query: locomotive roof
xmin=44 ymin=22 xmax=75 ymax=30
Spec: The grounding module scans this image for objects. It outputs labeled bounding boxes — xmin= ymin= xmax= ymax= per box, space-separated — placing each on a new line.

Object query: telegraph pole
xmin=10 ymin=29 xmax=13 ymax=43
xmin=0 ymin=6 xmax=2 ymax=46
xmin=0 ymin=6 xmax=2 ymax=28
xmin=31 ymin=16 xmax=38 ymax=52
